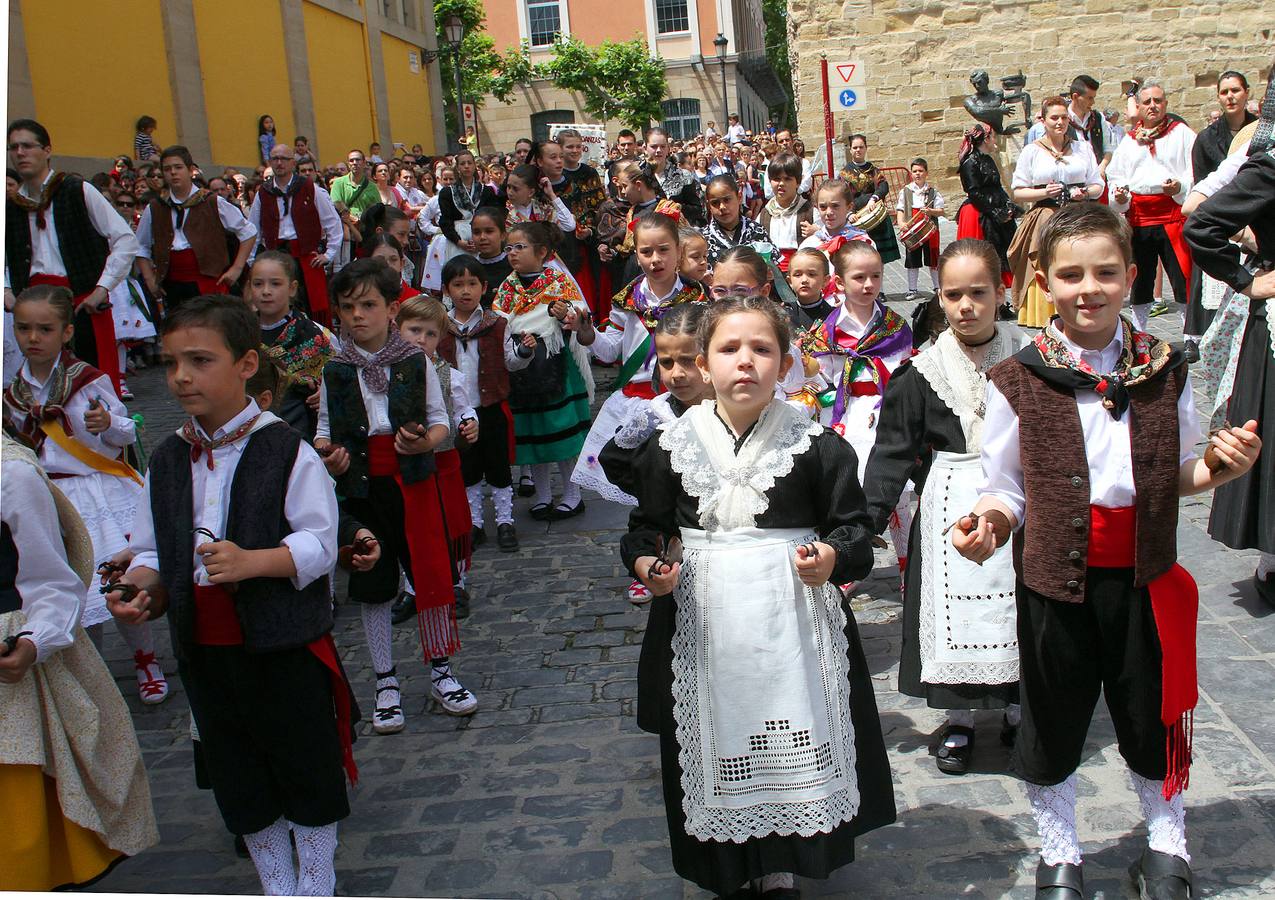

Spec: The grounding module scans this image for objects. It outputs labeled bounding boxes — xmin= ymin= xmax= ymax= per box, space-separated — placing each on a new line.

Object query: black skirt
xmin=640 ymin=592 xmax=897 ymax=895
xmin=1209 ymin=307 xmax=1275 ymax=554
xmin=896 ymin=514 xmax=1019 ymax=710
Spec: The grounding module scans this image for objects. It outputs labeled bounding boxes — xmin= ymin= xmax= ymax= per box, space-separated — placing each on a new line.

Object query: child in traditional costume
xmin=798 ymin=179 xmax=871 ymax=257
xmin=864 ymin=239 xmax=1027 ymax=776
xmin=621 ymin=295 xmax=895 ymax=898
xmin=953 ymin=203 xmax=1261 ymax=900
xmin=470 ymin=206 xmax=514 ymax=310
xmin=4 ymin=285 xmax=169 ymax=704
xmin=108 ymin=295 xmax=355 ymax=896
xmin=702 ymin=174 xmax=775 ymax=270
xmin=250 ymin=251 xmax=335 ymax=442
xmin=0 ymin=431 xmax=159 ymax=891
xmin=895 ymin=158 xmax=945 ymax=301
xmin=760 ymin=153 xmax=816 ymax=272
xmin=493 ymin=221 xmax=597 ymax=520
xmin=317 ymin=259 xmax=477 ymax=730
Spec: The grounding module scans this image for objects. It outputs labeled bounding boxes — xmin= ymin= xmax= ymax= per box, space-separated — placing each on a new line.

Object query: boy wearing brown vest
xmin=135 ymin=146 xmax=256 ymax=310
xmin=953 ymin=203 xmax=1261 ymax=900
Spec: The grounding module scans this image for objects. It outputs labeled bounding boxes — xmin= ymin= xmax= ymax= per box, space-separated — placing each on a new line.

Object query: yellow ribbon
xmin=39 ymin=419 xmax=143 ymax=485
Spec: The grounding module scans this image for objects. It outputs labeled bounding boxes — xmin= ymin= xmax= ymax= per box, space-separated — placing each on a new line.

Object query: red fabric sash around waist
xmin=277 ymin=242 xmax=331 ymax=328
xmin=167 ymin=248 xmax=227 ymax=295
xmin=27 ymin=273 xmax=121 ymax=397
xmin=621 ymin=381 xmax=659 ymax=400
xmin=848 ymin=381 xmax=881 ymax=397
xmin=364 ymin=434 xmax=459 ymax=658
xmin=193 ymin=583 xmax=245 ymax=646
xmin=1126 ymin=195 xmax=1193 ymax=287
xmin=1087 ymin=504 xmax=1197 ymax=798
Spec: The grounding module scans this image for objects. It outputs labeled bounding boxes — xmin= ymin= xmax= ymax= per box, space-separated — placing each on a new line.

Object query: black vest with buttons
xmin=6 ymin=174 xmax=110 ymax=296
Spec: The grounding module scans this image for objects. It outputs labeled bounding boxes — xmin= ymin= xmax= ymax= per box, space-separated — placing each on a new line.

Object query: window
xmin=531 ymin=110 xmax=576 ymax=143
xmin=527 ymin=0 xmax=562 ymax=47
xmin=661 ymin=98 xmax=701 ymax=142
xmin=655 ymin=0 xmax=690 ymax=34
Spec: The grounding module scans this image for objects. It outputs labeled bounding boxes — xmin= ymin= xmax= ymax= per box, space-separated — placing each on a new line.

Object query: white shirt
xmin=417 ymin=195 xmax=443 ymax=238
xmin=135 ymin=185 xmax=258 ymax=259
xmin=1024 ymin=107 xmax=1122 ymax=157
xmin=726 ymin=124 xmax=747 ymax=143
xmin=446 ymin=307 xmax=532 ymax=403
xmin=5 ymin=364 xmax=135 ymax=476
xmin=978 ymin=323 xmax=1202 ymax=528
xmin=443 ymin=362 xmax=477 ymax=426
xmin=128 ymin=401 xmax=338 ymax=589
xmin=315 ymin=346 xmax=449 ymax=439
xmin=1106 ymin=123 xmax=1197 ymax=209
xmin=18 ymin=169 xmax=139 ymax=292
xmin=511 ymin=197 xmax=576 ymax=233
xmin=588 ymin=276 xmax=684 ymax=384
xmin=1191 ymin=140 xmax=1249 ymax=199
xmin=1011 ymin=141 xmax=1103 ymax=191
xmin=896 ymin=181 xmax=946 ymax=215
xmin=247 ymin=176 xmax=344 ymax=264
xmin=2 ymin=457 xmax=86 ymax=661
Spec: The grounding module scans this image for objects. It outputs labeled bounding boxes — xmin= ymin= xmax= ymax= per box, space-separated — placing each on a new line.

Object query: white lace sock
xmin=1026 ymin=775 xmax=1082 ymax=866
xmin=360 ymin=602 xmax=394 ymax=675
xmin=888 ymin=497 xmax=913 ymax=571
xmin=1129 ymin=771 xmax=1189 ymax=862
xmin=760 ymin=872 xmax=795 ymax=891
xmin=493 ymin=485 xmax=514 ymax=525
xmin=1130 ymin=304 xmax=1150 ymax=333
xmin=557 ymin=458 xmax=581 ymax=507
xmin=290 ymin=821 xmax=338 ymax=896
xmin=465 ymin=483 xmax=485 ymax=528
xmin=945 ymin=709 xmax=975 ymax=747
xmin=907 ymin=267 xmax=920 ymax=293
xmin=531 ymin=463 xmax=554 ymax=507
xmin=115 ymin=618 xmax=154 ymax=654
xmin=928 ymin=267 xmax=940 ymax=291
xmin=1006 ymin=702 xmax=1022 ymax=726
xmin=1257 ymin=553 xmax=1275 ymax=579
xmin=245 ymin=817 xmax=297 ymax=896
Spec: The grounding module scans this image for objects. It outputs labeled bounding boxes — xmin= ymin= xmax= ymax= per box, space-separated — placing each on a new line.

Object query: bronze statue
xmin=963 ymin=69 xmax=1031 ymax=136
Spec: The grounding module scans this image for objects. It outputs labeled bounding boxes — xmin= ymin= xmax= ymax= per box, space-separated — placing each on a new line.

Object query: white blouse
xmin=1011 ymin=141 xmax=1102 ymax=191
xmin=6 ymin=364 xmax=136 ymax=477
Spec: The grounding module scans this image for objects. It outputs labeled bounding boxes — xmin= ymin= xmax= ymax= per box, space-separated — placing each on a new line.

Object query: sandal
xmin=529 ymin=502 xmax=553 ymax=521
xmin=935 ymin=724 xmax=974 ymax=775
xmin=1036 ymin=860 xmax=1084 ymax=899
xmin=1129 ymin=848 xmax=1193 ymax=900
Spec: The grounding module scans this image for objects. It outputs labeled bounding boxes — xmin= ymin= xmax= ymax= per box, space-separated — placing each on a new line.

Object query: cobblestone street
xmin=91 ymin=266 xmax=1275 ymax=898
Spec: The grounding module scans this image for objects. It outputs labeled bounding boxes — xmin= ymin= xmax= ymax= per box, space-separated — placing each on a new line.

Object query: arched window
xmin=661 ymin=98 xmax=701 ymax=142
xmin=531 ymin=110 xmax=576 ymax=143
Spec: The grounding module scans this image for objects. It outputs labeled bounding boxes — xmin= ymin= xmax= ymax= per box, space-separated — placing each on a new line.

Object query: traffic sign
xmin=830 ymin=60 xmax=866 ymax=86
xmin=839 ymin=89 xmax=859 ymax=108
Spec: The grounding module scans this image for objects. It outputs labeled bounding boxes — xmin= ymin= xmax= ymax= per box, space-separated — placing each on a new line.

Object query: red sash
xmin=621 ymin=381 xmax=659 ymax=400
xmin=283 ymin=245 xmax=331 ymax=328
xmin=168 ymin=248 xmax=228 ymax=295
xmin=433 ymin=447 xmax=473 ymax=569
xmin=1087 ymin=505 xmax=1197 ymax=798
xmin=28 ymin=273 xmax=121 ymax=397
xmin=1127 ymin=195 xmax=1193 ymax=285
xmin=193 ymin=583 xmax=244 ymax=645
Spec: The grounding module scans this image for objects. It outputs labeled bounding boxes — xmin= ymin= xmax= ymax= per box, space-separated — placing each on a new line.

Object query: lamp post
xmin=443 ymin=14 xmax=466 ymax=151
xmin=713 ymin=33 xmax=729 ymax=131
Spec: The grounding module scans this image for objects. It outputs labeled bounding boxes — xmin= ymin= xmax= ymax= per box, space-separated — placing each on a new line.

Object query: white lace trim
xmin=671 ymin=530 xmax=859 ymax=841
xmin=911 ymin=324 xmax=1025 ymax=453
xmin=614 ymin=394 xmax=679 ymax=450
xmin=660 ymin=400 xmax=823 ymax=531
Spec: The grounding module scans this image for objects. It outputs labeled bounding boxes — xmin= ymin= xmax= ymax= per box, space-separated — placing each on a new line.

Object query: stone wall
xmin=788 ymin=0 xmax=1273 ymax=199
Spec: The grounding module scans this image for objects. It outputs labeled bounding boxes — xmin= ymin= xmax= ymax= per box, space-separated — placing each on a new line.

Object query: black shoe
xmin=760 ymin=889 xmax=801 ymax=900
xmin=1129 ymin=848 xmax=1192 ymax=900
xmin=472 ymin=525 xmax=487 ymax=547
xmin=1000 ymin=713 xmax=1018 ymax=747
xmin=234 ymin=834 xmax=249 ymax=858
xmin=529 ymin=502 xmax=553 ymax=521
xmin=517 ymin=473 xmax=536 ymax=497
xmin=935 ymin=724 xmax=974 ymax=775
xmin=454 ymin=586 xmax=471 ymax=620
xmin=1036 ymin=860 xmax=1084 ymax=898
xmin=497 ymin=523 xmax=519 ymax=552
xmin=1255 ymin=571 xmax=1275 ymax=609
xmin=390 ymin=592 xmax=416 ymax=625
xmin=549 ymin=499 xmax=586 ymax=520
xmin=1183 ymin=339 xmax=1200 ymax=364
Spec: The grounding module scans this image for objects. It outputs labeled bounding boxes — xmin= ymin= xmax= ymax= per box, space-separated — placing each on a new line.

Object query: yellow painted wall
xmin=380 ymin=33 xmax=437 ymax=154
xmin=304 ymin=4 xmax=377 ymax=161
xmin=193 ymin=0 xmax=295 ymax=167
xmin=20 ymin=0 xmax=176 ymax=159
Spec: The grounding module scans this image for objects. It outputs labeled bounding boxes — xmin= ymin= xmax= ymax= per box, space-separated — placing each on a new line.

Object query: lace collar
xmin=912 ymin=324 xmax=1026 ymax=451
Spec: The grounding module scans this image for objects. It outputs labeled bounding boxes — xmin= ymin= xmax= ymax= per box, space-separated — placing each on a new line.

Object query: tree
xmin=538 ymin=37 xmax=667 ymax=131
xmin=433 ymin=0 xmax=503 ymax=138
xmin=762 ymin=0 xmax=795 ymax=127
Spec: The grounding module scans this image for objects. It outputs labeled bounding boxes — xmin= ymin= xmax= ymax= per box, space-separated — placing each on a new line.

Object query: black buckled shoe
xmin=390 ymin=591 xmax=416 ymax=625
xmin=1036 ymin=860 xmax=1084 ymax=898
xmin=935 ymin=724 xmax=975 ymax=775
xmin=472 ymin=525 xmax=487 ymax=547
xmin=1129 ymin=848 xmax=1193 ymax=900
xmin=497 ymin=523 xmax=519 ymax=552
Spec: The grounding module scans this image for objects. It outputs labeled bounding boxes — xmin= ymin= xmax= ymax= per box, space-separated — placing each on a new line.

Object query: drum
xmin=849 ymin=198 xmax=888 ymax=233
xmin=900 ymin=211 xmax=936 ymax=252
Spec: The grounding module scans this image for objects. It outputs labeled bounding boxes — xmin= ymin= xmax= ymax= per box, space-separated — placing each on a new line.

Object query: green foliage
xmin=762 ymin=0 xmax=795 ymax=126
xmin=434 ymin=0 xmax=502 ymax=137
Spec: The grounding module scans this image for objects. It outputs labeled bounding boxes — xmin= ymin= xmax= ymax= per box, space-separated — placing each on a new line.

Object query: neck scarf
xmin=3 ymin=350 xmax=101 ymax=450
xmin=450 ymin=179 xmax=483 ymax=214
xmin=166 ymin=187 xmax=212 ymax=229
xmin=180 ymin=412 xmax=261 ymax=470
xmin=12 ymin=171 xmax=68 ymax=230
xmin=263 ymin=316 xmax=333 ymax=383
xmin=1034 ymin=136 xmax=1073 ymax=163
xmin=493 ymin=267 xmax=585 ymax=357
xmin=1133 ymin=117 xmax=1180 ymax=156
xmin=798 ymin=303 xmax=912 ymax=423
xmin=334 ymin=326 xmax=422 ymax=393
xmin=615 ymin=276 xmax=707 ymax=329
xmin=264 ymin=175 xmax=303 ymax=215
xmin=1022 ymin=317 xmax=1184 ymax=419
xmin=765 ymin=192 xmax=801 ymax=219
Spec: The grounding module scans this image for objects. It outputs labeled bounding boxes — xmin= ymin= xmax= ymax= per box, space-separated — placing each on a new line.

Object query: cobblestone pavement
xmin=91 ymin=251 xmax=1274 ymax=898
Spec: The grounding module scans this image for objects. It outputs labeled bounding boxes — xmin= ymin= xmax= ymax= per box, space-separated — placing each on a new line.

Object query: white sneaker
xmin=134 ymin=650 xmax=169 ymax=704
xmin=372 ymin=673 xmax=405 ymax=734
xmin=430 ymin=664 xmax=478 ymax=716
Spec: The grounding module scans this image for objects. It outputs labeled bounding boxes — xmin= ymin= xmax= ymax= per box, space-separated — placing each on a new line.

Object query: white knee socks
xmin=493 ymin=485 xmax=514 ymax=525
xmin=558 ymin=458 xmax=581 ymax=508
xmin=531 ymin=463 xmax=554 ymax=507
xmin=292 ymin=822 xmax=339 ymax=896
xmin=928 ymin=267 xmax=940 ymax=291
xmin=246 ymin=819 xmax=338 ymax=896
xmin=1026 ymin=775 xmax=1082 ymax=866
xmin=1129 ymin=771 xmax=1189 ymax=862
xmin=465 ymin=483 xmax=485 ymax=528
xmin=360 ymin=602 xmax=394 ymax=675
xmin=907 ymin=268 xmax=920 ymax=293
xmin=245 ymin=817 xmax=297 ymax=895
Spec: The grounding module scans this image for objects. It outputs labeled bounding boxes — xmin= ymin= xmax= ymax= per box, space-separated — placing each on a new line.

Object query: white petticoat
xmin=570 ymin=390 xmax=647 ymax=505
xmin=672 ymin=527 xmax=860 ymax=842
xmin=420 ymin=220 xmax=473 ymax=293
xmin=56 ymin=473 xmax=142 ymax=628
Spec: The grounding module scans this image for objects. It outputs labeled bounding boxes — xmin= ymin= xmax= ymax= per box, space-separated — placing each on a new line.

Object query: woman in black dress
xmin=955 ymin=123 xmax=1018 ymax=289
xmin=839 ymin=134 xmax=901 ymax=264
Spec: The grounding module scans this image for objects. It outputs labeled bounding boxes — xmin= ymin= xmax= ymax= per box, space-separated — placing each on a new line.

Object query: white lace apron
xmin=660 ymin=400 xmax=859 ymax=841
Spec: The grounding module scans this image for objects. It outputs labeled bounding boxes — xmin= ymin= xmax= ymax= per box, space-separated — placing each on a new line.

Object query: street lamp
xmin=713 ymin=33 xmax=728 ymax=132
xmin=444 ymin=14 xmax=466 ymax=150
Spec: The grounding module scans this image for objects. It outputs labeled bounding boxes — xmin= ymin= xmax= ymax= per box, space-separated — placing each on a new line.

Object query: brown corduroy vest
xmin=987 ymin=356 xmax=1187 ymax=602
xmin=149 ymin=194 xmax=229 ymax=280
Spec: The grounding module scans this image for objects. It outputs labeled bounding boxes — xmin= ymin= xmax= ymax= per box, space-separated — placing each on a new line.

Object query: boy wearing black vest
xmin=135 ymin=145 xmax=257 ymax=310
xmin=953 ymin=204 xmax=1261 ymax=900
xmin=316 ymin=258 xmax=478 ymax=733
xmin=106 ymin=296 xmax=354 ymax=896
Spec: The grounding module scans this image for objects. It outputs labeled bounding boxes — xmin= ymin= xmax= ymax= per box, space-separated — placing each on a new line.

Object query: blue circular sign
xmin=839 ymin=89 xmax=858 ymax=108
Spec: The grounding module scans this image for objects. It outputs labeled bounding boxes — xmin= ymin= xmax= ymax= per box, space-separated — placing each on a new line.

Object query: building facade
xmin=788 ymin=0 xmax=1273 ymax=198
xmin=7 ymin=0 xmax=449 ymax=174
xmin=474 ymin=0 xmax=788 ymax=152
